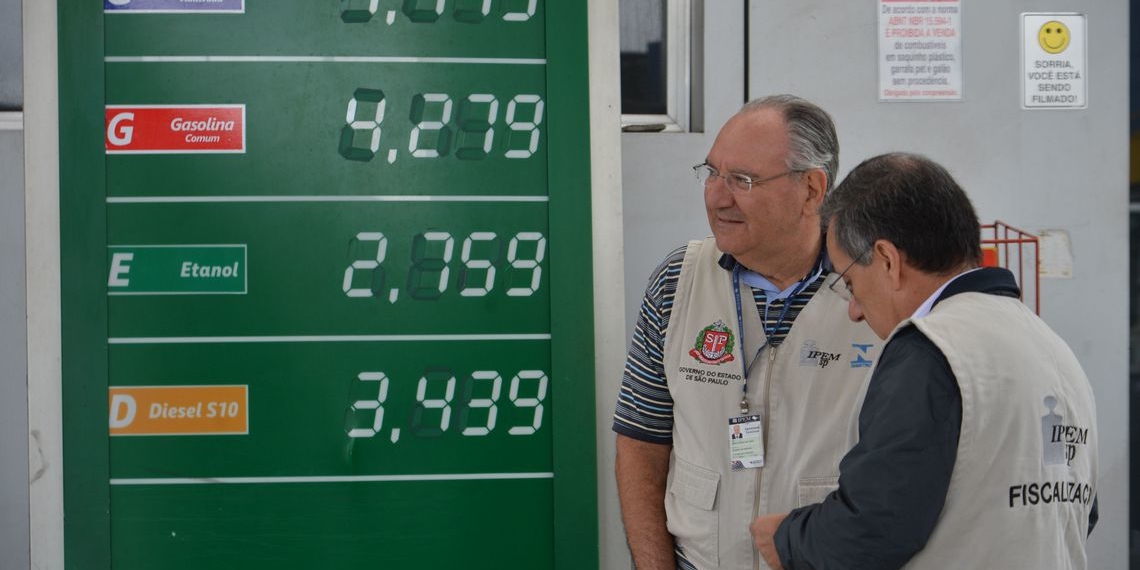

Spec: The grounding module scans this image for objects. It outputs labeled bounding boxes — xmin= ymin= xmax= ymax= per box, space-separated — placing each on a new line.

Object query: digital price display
xmin=61 ymin=2 xmax=596 ymax=568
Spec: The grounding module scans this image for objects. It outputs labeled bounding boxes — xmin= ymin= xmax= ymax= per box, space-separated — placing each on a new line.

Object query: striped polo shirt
xmin=613 ymin=244 xmax=829 ymax=444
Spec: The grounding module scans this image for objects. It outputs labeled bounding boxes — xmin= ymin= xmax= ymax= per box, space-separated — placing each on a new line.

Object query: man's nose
xmin=705 ymin=177 xmax=735 ymax=205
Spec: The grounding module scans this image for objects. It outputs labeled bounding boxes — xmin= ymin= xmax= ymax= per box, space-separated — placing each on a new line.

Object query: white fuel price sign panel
xmin=60 ymin=2 xmax=596 ymax=568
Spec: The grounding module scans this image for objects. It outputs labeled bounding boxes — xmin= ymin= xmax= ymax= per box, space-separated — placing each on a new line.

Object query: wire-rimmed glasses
xmin=693 ymin=162 xmax=802 ymax=194
xmin=828 ymin=250 xmax=871 ymax=302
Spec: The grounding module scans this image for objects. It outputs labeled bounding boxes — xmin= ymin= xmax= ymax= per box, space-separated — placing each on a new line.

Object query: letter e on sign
xmin=108 ymin=252 xmax=134 ymax=287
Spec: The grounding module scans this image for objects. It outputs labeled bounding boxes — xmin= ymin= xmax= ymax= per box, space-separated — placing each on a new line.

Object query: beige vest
xmin=662 ymin=238 xmax=880 ymax=570
xmin=896 ymin=293 xmax=1097 ymax=570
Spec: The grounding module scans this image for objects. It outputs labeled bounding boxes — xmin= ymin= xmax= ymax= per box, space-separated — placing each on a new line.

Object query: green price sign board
xmin=60 ymin=2 xmax=596 ymax=568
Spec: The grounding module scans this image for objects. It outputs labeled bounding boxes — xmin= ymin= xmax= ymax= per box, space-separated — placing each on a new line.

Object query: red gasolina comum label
xmin=105 ymin=105 xmax=246 ymax=153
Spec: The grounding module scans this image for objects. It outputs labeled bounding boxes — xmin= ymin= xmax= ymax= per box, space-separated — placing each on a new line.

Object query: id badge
xmin=729 ymin=414 xmax=764 ymax=471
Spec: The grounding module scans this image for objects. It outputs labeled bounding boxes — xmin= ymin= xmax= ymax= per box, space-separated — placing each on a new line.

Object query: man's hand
xmin=615 ymin=435 xmax=675 ymax=570
xmin=750 ymin=513 xmax=789 ymax=570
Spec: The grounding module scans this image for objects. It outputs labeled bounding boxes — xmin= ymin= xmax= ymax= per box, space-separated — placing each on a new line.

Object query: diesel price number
xmin=344 ymin=367 xmax=548 ymax=443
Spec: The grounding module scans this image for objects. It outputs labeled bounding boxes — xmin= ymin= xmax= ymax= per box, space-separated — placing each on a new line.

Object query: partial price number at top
xmin=341 ymin=0 xmax=539 ymax=25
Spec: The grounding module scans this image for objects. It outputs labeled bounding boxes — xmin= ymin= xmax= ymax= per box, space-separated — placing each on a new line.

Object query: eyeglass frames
xmin=692 ymin=162 xmax=803 ymax=194
xmin=828 ymin=249 xmax=871 ymax=302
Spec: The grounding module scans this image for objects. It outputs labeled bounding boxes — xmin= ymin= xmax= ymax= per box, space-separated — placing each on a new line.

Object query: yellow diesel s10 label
xmin=109 ymin=385 xmax=249 ymax=436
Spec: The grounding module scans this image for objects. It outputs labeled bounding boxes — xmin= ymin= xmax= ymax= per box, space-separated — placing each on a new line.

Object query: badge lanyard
xmin=731 ymin=259 xmax=822 ymax=414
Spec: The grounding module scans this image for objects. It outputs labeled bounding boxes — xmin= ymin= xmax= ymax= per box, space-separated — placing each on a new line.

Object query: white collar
xmin=911 ymin=267 xmax=984 ymax=319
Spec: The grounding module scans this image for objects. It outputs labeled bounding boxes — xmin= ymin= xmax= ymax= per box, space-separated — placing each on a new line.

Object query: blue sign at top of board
xmin=104 ymin=0 xmax=244 ymax=12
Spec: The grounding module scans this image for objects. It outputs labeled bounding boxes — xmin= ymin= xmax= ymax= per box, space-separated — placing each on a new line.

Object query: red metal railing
xmin=980 ymin=220 xmax=1040 ymax=314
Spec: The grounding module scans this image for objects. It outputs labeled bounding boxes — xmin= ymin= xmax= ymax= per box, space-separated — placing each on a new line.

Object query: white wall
xmin=24 ymin=0 xmax=62 ymax=568
xmin=1 ymin=0 xmax=29 ymax=567
xmin=588 ymin=1 xmax=632 ymax=569
xmin=619 ymin=1 xmax=748 ymax=343
xmin=603 ymin=2 xmax=752 ymax=568
xmin=0 ymin=0 xmax=20 ymax=108
xmin=0 ymin=127 xmax=29 ymax=570
xmin=746 ymin=1 xmax=1128 ymax=567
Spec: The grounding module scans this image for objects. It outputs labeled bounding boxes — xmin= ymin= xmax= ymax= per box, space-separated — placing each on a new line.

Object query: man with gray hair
xmin=613 ymin=95 xmax=880 ymax=570
xmin=750 ymin=152 xmax=1098 ymax=570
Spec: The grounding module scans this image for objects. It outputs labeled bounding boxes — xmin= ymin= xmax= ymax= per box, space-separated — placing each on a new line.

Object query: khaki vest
xmin=896 ymin=293 xmax=1097 ymax=570
xmin=662 ymin=238 xmax=880 ymax=570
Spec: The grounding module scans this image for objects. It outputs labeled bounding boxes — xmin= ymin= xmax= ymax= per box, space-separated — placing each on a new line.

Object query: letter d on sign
xmin=109 ymin=394 xmax=137 ymax=429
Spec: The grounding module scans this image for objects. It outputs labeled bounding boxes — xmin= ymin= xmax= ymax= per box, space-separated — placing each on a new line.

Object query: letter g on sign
xmin=107 ymin=112 xmax=135 ymax=146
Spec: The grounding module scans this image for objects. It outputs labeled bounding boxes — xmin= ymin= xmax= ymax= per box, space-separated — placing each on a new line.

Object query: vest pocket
xmin=666 ymin=457 xmax=720 ymax=567
xmin=797 ymin=476 xmax=839 ymax=507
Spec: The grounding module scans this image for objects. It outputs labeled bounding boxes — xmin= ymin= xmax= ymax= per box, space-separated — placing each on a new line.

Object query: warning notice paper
xmin=879 ymin=0 xmax=963 ymax=101
xmin=1022 ymin=13 xmax=1086 ymax=109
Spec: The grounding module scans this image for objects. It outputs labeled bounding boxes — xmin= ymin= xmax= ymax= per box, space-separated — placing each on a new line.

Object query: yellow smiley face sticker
xmin=1038 ymin=20 xmax=1071 ymax=54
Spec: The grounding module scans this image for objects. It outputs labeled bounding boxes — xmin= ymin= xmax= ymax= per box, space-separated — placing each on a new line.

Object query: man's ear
xmin=873 ymin=239 xmax=904 ymax=290
xmin=803 ymin=169 xmax=828 ymax=213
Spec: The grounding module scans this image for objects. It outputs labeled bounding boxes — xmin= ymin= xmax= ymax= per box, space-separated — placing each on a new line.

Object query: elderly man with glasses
xmin=612 ymin=95 xmax=881 ymax=570
xmin=750 ymin=152 xmax=1099 ymax=570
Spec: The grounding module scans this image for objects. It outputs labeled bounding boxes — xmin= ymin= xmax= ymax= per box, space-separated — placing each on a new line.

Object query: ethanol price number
xmin=343 ymin=230 xmax=546 ymax=301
